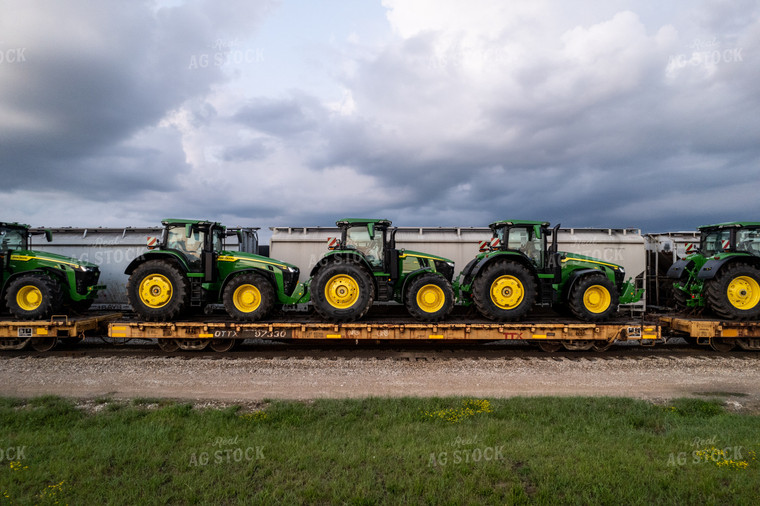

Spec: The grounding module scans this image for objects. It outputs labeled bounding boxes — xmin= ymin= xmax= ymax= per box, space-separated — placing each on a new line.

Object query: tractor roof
xmin=162 ymin=218 xmax=223 ymax=228
xmin=336 ymin=218 xmax=392 ymax=227
xmin=0 ymin=222 xmax=30 ymax=229
xmin=490 ymin=220 xmax=550 ymax=228
xmin=698 ymin=221 xmax=760 ymax=230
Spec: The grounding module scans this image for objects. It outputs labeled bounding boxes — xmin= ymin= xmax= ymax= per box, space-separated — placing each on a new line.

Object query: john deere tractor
xmin=1 ymin=222 xmax=104 ymax=319
xmin=125 ymin=220 xmax=305 ymax=325
xmin=309 ymin=219 xmax=455 ymax=322
xmin=667 ymin=222 xmax=760 ymax=320
xmin=455 ymin=220 xmax=642 ymax=322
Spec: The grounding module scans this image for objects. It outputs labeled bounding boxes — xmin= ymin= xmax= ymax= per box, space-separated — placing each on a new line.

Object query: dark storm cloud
xmin=0 ymin=0 xmax=276 ymax=196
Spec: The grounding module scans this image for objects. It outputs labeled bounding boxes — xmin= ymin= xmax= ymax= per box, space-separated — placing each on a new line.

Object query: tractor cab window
xmin=0 ymin=227 xmax=27 ymax=252
xmin=507 ymin=227 xmax=544 ymax=266
xmin=701 ymin=229 xmax=731 ymax=255
xmin=211 ymin=229 xmax=225 ymax=252
xmin=736 ymin=229 xmax=760 ymax=256
xmin=346 ymin=226 xmax=384 ymax=268
xmin=167 ymin=225 xmax=204 ymax=268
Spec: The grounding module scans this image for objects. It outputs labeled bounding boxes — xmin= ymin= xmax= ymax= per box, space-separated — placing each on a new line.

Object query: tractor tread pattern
xmin=312 ymin=260 xmax=374 ymax=322
xmin=405 ymin=273 xmax=455 ymax=322
xmin=127 ymin=259 xmax=189 ymax=322
xmin=222 ymin=272 xmax=276 ymax=322
xmin=471 ymin=261 xmax=536 ymax=321
xmin=567 ymin=273 xmax=619 ymax=322
xmin=704 ymin=263 xmax=760 ymax=320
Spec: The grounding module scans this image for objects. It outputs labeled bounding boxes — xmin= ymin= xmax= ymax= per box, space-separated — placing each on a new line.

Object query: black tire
xmin=568 ymin=274 xmax=619 ymax=322
xmin=5 ymin=273 xmax=63 ymax=320
xmin=405 ymin=273 xmax=454 ymax=322
xmin=705 ymin=263 xmax=760 ymax=320
xmin=222 ymin=272 xmax=275 ymax=321
xmin=472 ymin=261 xmax=536 ymax=321
xmin=127 ymin=260 xmax=189 ymax=321
xmin=672 ymin=284 xmax=689 ymax=311
xmin=311 ymin=259 xmax=374 ymax=322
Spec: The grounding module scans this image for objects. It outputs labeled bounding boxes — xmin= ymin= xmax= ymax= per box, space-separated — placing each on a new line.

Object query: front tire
xmin=223 ymin=272 xmax=275 ymax=321
xmin=472 ymin=261 xmax=536 ymax=321
xmin=705 ymin=263 xmax=760 ymax=320
xmin=311 ymin=260 xmax=374 ymax=322
xmin=568 ymin=274 xmax=619 ymax=322
xmin=127 ymin=260 xmax=189 ymax=321
xmin=405 ymin=273 xmax=454 ymax=322
xmin=5 ymin=273 xmax=63 ymax=320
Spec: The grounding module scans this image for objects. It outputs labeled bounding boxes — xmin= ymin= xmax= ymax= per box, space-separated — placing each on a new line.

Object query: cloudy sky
xmin=1 ymin=0 xmax=758 ymax=236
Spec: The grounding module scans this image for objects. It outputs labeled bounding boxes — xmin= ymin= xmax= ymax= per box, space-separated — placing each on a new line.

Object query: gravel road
xmin=2 ymin=353 xmax=759 ymax=410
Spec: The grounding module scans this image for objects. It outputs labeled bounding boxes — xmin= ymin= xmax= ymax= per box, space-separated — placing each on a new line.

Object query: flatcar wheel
xmin=709 ymin=338 xmax=735 ymax=352
xmin=562 ymin=340 xmax=595 ymax=351
xmin=0 ymin=338 xmax=31 ymax=351
xmin=176 ymin=339 xmax=209 ymax=351
xmin=210 ymin=338 xmax=237 ymax=353
xmin=30 ymin=337 xmax=57 ymax=352
xmin=157 ymin=339 xmax=180 ymax=352
xmin=592 ymin=340 xmax=613 ymax=352
xmin=537 ymin=341 xmax=562 ymax=353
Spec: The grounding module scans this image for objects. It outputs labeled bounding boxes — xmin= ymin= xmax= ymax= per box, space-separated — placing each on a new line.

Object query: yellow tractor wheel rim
xmin=16 ymin=285 xmax=43 ymax=311
xmin=490 ymin=275 xmax=524 ymax=309
xmin=139 ymin=274 xmax=173 ymax=308
xmin=727 ymin=275 xmax=760 ymax=310
xmin=583 ymin=285 xmax=612 ymax=313
xmin=416 ymin=284 xmax=445 ymax=313
xmin=324 ymin=274 xmax=360 ymax=309
xmin=233 ymin=284 xmax=261 ymax=313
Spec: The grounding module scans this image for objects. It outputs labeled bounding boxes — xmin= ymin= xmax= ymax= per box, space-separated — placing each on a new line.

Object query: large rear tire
xmin=127 ymin=260 xmax=189 ymax=321
xmin=672 ymin=284 xmax=689 ymax=311
xmin=5 ymin=273 xmax=63 ymax=320
xmin=705 ymin=263 xmax=760 ymax=320
xmin=312 ymin=260 xmax=374 ymax=322
xmin=222 ymin=272 xmax=275 ymax=321
xmin=405 ymin=273 xmax=454 ymax=322
xmin=472 ymin=261 xmax=536 ymax=321
xmin=568 ymin=274 xmax=619 ymax=322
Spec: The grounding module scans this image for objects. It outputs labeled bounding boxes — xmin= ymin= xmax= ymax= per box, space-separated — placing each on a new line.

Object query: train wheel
xmin=709 ymin=337 xmax=735 ymax=352
xmin=562 ymin=340 xmax=595 ymax=351
xmin=210 ymin=339 xmax=238 ymax=352
xmin=157 ymin=339 xmax=180 ymax=352
xmin=537 ymin=341 xmax=562 ymax=353
xmin=30 ymin=337 xmax=57 ymax=352
xmin=592 ymin=340 xmax=613 ymax=352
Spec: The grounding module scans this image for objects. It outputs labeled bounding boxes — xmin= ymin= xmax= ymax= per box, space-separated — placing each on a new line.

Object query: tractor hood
xmin=216 ymin=250 xmax=300 ymax=272
xmin=10 ymin=250 xmax=99 ymax=270
xmin=558 ymin=251 xmax=624 ymax=272
xmin=399 ymin=250 xmax=454 ymax=264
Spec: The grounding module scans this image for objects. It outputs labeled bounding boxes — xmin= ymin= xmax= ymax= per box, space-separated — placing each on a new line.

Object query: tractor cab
xmin=335 ymin=219 xmax=392 ymax=272
xmin=161 ymin=219 xmax=224 ymax=280
xmin=697 ymin=222 xmax=760 ymax=257
xmin=487 ymin=220 xmax=560 ymax=271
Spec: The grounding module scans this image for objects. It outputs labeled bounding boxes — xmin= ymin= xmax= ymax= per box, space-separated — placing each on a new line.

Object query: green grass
xmin=0 ymin=396 xmax=758 ymax=504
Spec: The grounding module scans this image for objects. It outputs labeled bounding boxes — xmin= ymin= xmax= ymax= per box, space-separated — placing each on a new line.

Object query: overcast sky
xmin=1 ymin=0 xmax=758 ymax=236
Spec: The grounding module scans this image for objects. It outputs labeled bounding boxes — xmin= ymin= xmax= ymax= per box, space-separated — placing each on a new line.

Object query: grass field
xmin=1 ymin=395 xmax=758 ymax=504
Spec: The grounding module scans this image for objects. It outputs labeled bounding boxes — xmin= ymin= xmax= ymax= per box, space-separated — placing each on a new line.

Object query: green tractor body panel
xmin=454 ymin=220 xmax=642 ymax=321
xmin=667 ymin=222 xmax=760 ymax=314
xmin=1 ymin=222 xmax=104 ymax=317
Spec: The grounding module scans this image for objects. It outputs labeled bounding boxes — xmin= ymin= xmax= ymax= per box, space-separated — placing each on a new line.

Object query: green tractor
xmin=667 ymin=222 xmax=760 ymax=320
xmin=125 ymin=219 xmax=305 ymax=324
xmin=454 ymin=220 xmax=642 ymax=322
xmin=0 ymin=222 xmax=104 ymax=319
xmin=309 ymin=219 xmax=455 ymax=322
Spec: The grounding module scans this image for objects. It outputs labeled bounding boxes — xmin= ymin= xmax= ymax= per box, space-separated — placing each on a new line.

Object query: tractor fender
xmin=124 ymin=251 xmax=189 ymax=275
xmin=696 ymin=255 xmax=760 ymax=280
xmin=467 ymin=253 xmax=537 ymax=288
xmin=308 ymin=252 xmax=375 ymax=279
xmin=399 ymin=267 xmax=436 ymax=304
xmin=219 ymin=267 xmax=277 ymax=296
xmin=561 ymin=268 xmax=607 ymax=301
xmin=666 ymin=259 xmax=693 ymax=280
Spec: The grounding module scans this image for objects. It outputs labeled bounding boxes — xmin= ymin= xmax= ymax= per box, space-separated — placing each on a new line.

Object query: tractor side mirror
xmin=44 ymin=229 xmax=53 ymax=242
xmin=185 ymin=224 xmax=193 ymax=238
xmin=367 ymin=223 xmax=375 ymax=240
